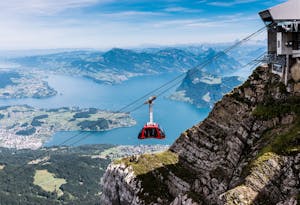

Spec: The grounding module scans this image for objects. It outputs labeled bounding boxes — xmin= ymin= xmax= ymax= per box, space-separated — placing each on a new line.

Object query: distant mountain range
xmin=12 ymin=47 xmax=242 ymax=84
xmin=9 ymin=45 xmax=265 ymax=108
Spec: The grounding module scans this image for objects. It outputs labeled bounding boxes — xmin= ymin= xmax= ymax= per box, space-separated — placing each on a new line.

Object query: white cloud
xmin=0 ymin=13 xmax=265 ymax=50
xmin=0 ymin=0 xmax=266 ymax=50
xmin=164 ymin=7 xmax=203 ymax=13
xmin=100 ymin=11 xmax=165 ymax=18
xmin=0 ymin=10 xmax=265 ymax=50
xmin=0 ymin=0 xmax=110 ymax=15
xmin=153 ymin=14 xmax=258 ymax=28
xmin=155 ymin=19 xmax=220 ymax=28
xmin=164 ymin=7 xmax=187 ymax=12
xmin=208 ymin=0 xmax=260 ymax=7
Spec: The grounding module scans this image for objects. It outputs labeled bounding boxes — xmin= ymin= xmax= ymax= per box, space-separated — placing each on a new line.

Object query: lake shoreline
xmin=0 ymin=73 xmax=209 ymax=148
xmin=0 ymin=105 xmax=136 ymax=150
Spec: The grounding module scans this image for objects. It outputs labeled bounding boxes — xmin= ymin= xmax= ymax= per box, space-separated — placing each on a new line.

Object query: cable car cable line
xmin=65 ymin=50 xmax=267 ymax=144
xmin=23 ymin=55 xmax=265 ymax=189
xmin=5 ymin=26 xmax=267 ymax=182
xmin=3 ymin=25 xmax=267 ymax=186
xmin=66 ymin=52 xmax=266 ymax=145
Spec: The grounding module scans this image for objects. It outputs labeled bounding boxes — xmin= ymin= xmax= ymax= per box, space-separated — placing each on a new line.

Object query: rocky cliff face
xmin=101 ymin=66 xmax=300 ymax=205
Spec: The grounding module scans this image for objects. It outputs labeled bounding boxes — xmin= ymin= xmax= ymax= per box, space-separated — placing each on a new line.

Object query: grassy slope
xmin=116 ymin=151 xmax=178 ymax=175
xmin=34 ymin=169 xmax=67 ymax=197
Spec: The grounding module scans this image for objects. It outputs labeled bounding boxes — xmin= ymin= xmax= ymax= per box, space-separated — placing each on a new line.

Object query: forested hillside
xmin=0 ymin=145 xmax=113 ymax=205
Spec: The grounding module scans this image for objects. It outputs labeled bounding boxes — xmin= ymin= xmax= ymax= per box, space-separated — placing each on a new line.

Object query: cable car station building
xmin=260 ymin=0 xmax=300 ymax=87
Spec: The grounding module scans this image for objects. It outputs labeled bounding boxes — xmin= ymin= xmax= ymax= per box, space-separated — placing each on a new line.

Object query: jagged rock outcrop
xmin=291 ymin=58 xmax=300 ymax=82
xmin=101 ymin=66 xmax=300 ymax=205
xmin=101 ymin=164 xmax=142 ymax=205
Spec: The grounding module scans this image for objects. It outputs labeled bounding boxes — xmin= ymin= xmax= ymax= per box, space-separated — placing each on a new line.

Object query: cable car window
xmin=149 ymin=128 xmax=157 ymax=137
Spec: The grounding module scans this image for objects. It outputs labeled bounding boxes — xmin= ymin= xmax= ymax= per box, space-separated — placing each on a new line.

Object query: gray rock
xmin=100 ymin=66 xmax=300 ymax=205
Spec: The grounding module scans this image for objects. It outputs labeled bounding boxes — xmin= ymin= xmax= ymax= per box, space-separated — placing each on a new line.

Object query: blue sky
xmin=0 ymin=0 xmax=286 ymax=50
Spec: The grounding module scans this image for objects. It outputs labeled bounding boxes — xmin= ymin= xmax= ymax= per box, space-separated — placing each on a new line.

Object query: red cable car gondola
xmin=138 ymin=96 xmax=166 ymax=139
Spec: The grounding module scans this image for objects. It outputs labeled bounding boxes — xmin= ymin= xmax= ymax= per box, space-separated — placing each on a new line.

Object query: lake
xmin=0 ymin=73 xmax=210 ymax=146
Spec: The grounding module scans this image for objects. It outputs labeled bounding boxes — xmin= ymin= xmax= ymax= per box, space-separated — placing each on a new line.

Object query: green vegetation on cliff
xmin=260 ymin=121 xmax=300 ymax=156
xmin=251 ymin=94 xmax=300 ymax=161
xmin=116 ymin=151 xmax=199 ymax=204
xmin=116 ymin=151 xmax=178 ymax=175
xmin=253 ymin=97 xmax=300 ymax=120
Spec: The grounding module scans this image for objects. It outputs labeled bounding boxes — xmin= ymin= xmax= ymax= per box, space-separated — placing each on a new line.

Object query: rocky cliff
xmin=101 ymin=65 xmax=300 ymax=205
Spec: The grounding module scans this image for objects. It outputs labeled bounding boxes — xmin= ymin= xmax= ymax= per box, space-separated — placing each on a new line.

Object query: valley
xmin=0 ymin=45 xmax=265 ymax=148
xmin=0 ymin=45 xmax=268 ymax=204
xmin=0 ymin=144 xmax=168 ymax=205
xmin=3 ymin=0 xmax=298 ymax=204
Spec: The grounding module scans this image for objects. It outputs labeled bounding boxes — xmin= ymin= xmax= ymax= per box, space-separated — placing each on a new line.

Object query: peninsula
xmin=0 ymin=105 xmax=136 ymax=149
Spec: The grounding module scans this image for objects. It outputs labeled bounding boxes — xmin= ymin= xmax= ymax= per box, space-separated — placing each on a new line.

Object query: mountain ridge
xmin=172 ymin=69 xmax=242 ymax=108
xmin=12 ymin=48 xmax=241 ymax=84
xmin=100 ymin=65 xmax=300 ymax=205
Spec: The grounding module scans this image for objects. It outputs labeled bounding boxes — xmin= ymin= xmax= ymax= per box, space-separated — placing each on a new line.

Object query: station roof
xmin=260 ymin=0 xmax=300 ymax=22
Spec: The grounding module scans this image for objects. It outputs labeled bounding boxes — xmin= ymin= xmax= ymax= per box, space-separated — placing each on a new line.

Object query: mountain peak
xmin=104 ymin=48 xmax=136 ymax=56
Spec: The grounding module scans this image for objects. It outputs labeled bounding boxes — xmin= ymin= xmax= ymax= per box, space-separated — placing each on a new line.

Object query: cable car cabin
xmin=138 ymin=123 xmax=165 ymax=139
xmin=138 ymin=96 xmax=166 ymax=140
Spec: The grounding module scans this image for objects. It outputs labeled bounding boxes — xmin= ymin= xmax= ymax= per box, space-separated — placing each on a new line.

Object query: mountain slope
xmin=171 ymin=69 xmax=242 ymax=108
xmin=0 ymin=145 xmax=168 ymax=205
xmin=101 ymin=66 xmax=300 ymax=205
